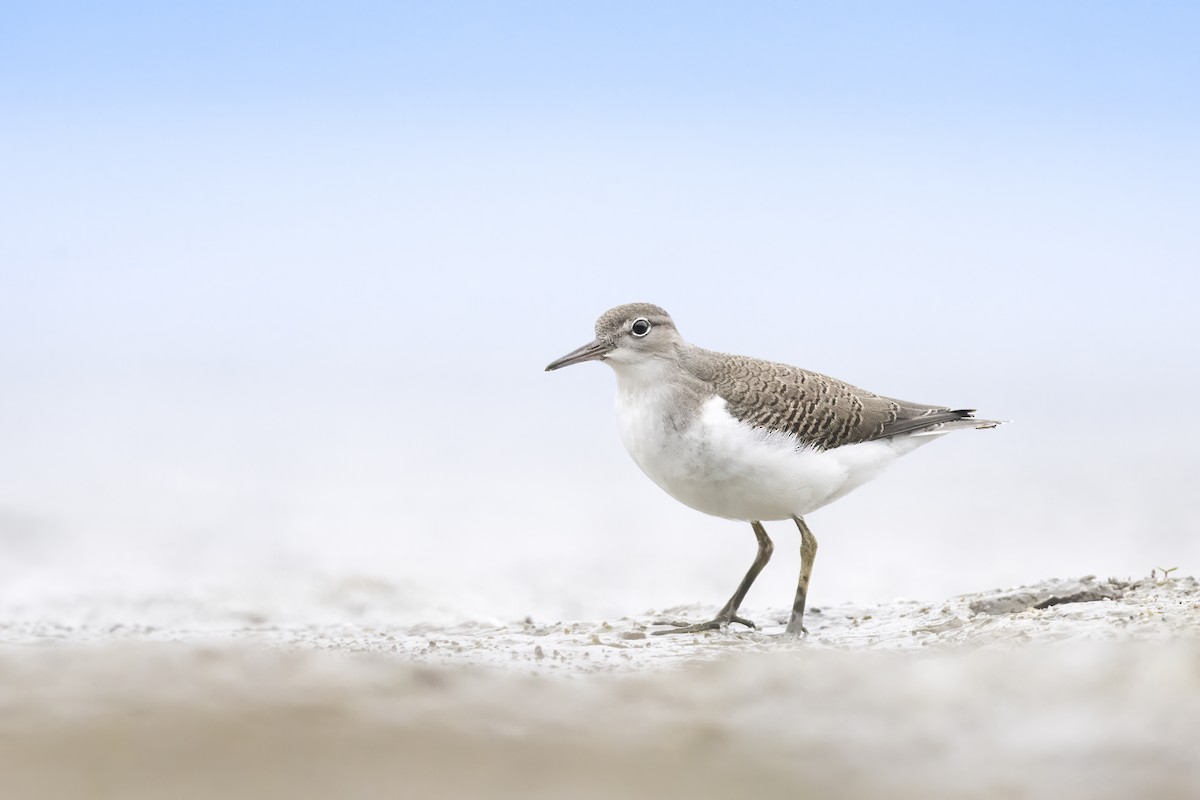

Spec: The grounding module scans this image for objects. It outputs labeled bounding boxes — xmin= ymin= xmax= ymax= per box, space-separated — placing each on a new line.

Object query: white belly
xmin=616 ymin=393 xmax=934 ymax=521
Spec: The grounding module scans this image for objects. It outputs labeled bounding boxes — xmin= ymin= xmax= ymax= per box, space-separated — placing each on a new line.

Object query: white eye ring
xmin=630 ymin=318 xmax=651 ymax=337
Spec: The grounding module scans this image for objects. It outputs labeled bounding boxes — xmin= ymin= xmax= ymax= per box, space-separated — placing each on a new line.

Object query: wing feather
xmin=683 ymin=349 xmax=977 ymax=450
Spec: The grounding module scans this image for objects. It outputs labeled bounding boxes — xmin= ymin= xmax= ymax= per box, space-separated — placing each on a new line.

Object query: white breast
xmin=615 ymin=386 xmax=934 ymax=522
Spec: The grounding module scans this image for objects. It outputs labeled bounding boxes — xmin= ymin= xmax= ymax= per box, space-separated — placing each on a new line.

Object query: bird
xmin=545 ymin=303 xmax=1002 ymax=636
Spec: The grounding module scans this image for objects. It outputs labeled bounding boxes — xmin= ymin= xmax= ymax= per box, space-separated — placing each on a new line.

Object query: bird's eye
xmin=630 ymin=318 xmax=651 ymax=337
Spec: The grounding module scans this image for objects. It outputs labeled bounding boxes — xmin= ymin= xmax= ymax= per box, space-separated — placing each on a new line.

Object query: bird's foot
xmin=651 ymin=614 xmax=758 ymax=635
xmin=781 ymin=620 xmax=809 ymax=638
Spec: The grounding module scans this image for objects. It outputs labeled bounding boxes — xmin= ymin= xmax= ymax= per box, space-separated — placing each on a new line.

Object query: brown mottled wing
xmin=689 ymin=351 xmax=972 ymax=450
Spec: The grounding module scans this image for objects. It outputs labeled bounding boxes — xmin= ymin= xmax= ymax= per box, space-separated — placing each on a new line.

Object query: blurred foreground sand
xmin=1 ymin=575 xmax=1197 ymax=799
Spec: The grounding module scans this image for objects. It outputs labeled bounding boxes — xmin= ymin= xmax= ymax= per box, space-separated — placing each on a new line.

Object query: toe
xmin=651 ymin=620 xmax=721 ymax=635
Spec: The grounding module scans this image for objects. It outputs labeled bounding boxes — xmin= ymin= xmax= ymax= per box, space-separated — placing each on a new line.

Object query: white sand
xmin=1 ymin=574 xmax=1198 ymax=799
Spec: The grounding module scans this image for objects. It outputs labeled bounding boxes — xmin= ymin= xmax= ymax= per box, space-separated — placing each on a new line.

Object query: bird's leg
xmin=654 ymin=521 xmax=773 ymax=635
xmin=785 ymin=515 xmax=819 ymax=636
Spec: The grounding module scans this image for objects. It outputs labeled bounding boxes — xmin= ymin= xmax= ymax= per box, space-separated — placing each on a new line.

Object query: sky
xmin=2 ymin=2 xmax=1198 ymax=621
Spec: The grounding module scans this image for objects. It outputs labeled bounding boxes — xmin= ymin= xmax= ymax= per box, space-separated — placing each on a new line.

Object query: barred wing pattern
xmin=689 ymin=351 xmax=973 ymax=451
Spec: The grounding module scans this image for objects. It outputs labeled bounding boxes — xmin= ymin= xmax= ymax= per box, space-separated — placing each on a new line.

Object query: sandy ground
xmin=1 ymin=574 xmax=1198 ymax=799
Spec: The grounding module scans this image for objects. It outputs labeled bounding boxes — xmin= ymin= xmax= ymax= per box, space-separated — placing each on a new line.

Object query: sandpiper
xmin=546 ymin=303 xmax=1001 ymax=636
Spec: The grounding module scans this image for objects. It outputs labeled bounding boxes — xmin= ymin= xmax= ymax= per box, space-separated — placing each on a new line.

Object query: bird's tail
xmin=907 ymin=413 xmax=1006 ymax=437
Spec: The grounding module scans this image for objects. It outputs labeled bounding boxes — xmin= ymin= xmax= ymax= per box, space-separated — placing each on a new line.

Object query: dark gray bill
xmin=545 ymin=339 xmax=610 ymax=371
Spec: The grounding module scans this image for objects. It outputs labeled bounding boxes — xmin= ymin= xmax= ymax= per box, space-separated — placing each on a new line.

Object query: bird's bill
xmin=545 ymin=339 xmax=610 ymax=371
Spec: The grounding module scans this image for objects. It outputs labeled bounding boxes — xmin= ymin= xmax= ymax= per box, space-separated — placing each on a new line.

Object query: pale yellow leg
xmin=785 ymin=515 xmax=819 ymax=635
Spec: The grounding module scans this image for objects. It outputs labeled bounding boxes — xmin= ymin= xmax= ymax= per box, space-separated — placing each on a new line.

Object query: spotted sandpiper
xmin=545 ymin=303 xmax=1001 ymax=636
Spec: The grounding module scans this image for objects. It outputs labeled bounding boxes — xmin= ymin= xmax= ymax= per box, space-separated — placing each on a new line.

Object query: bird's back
xmin=681 ymin=347 xmax=994 ymax=451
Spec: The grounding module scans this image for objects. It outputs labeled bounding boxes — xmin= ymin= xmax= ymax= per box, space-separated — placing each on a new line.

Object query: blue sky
xmin=5 ymin=3 xmax=1198 ymax=121
xmin=5 ymin=2 xmax=1197 ymax=365
xmin=2 ymin=3 xmax=1198 ymax=614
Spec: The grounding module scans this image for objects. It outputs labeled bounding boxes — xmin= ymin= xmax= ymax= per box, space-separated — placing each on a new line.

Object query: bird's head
xmin=544 ymin=303 xmax=681 ymax=373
